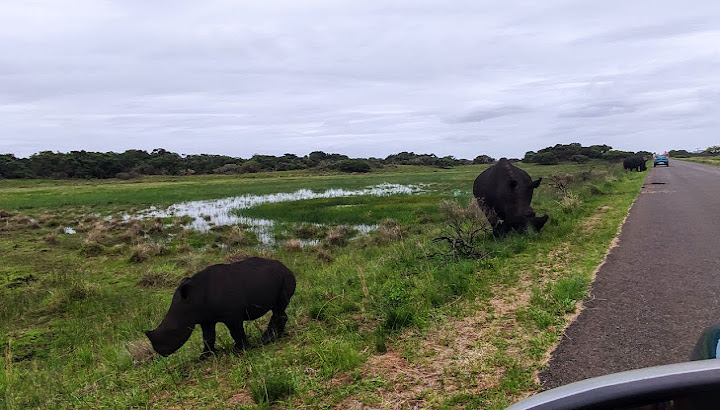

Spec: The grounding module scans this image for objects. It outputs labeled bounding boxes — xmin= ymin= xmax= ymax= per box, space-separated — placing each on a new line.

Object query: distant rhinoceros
xmin=145 ymin=257 xmax=296 ymax=357
xmin=473 ymin=158 xmax=549 ymax=236
xmin=623 ymin=156 xmax=647 ymax=172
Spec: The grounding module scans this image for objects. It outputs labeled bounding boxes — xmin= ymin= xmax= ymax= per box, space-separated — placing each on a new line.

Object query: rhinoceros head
xmin=144 ymin=278 xmax=198 ymax=356
xmin=500 ymin=177 xmax=543 ymax=231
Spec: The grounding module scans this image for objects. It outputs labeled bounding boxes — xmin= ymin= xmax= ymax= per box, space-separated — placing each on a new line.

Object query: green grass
xmin=679 ymin=157 xmax=720 ymax=167
xmin=238 ymin=194 xmax=444 ymax=225
xmin=0 ymin=161 xmax=646 ymax=408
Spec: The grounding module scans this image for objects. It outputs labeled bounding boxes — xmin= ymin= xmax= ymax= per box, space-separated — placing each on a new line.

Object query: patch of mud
xmin=227 ymin=390 xmax=255 ymax=407
xmin=128 ymin=183 xmax=423 ymax=245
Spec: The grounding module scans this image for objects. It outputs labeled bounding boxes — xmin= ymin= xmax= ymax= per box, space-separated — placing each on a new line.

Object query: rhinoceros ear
xmin=530 ymin=178 xmax=542 ymax=189
xmin=178 ymin=277 xmax=193 ymax=301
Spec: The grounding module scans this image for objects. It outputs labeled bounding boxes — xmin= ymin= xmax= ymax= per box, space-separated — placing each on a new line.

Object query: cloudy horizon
xmin=1 ymin=0 xmax=719 ymax=159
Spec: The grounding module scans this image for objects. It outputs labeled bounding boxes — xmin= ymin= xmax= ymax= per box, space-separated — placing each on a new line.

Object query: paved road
xmin=540 ymin=160 xmax=720 ymax=389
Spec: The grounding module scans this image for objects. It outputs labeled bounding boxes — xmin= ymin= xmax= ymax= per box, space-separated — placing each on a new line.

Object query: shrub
xmin=379 ymin=280 xmax=416 ymax=331
xmin=292 ymin=223 xmax=326 ymax=239
xmin=335 ymin=159 xmax=371 ymax=173
xmin=559 ymin=191 xmax=582 ymax=212
xmin=81 ymin=240 xmax=105 ymax=257
xmin=225 ymin=225 xmax=258 ymax=247
xmin=374 ymin=219 xmax=405 ymax=244
xmin=239 ymin=161 xmax=262 ymax=173
xmin=213 ymin=163 xmax=241 ymax=174
xmin=137 ymin=270 xmax=179 ymax=288
xmin=533 ymin=152 xmax=558 ymax=165
xmin=473 ymin=155 xmax=495 ymax=164
xmin=325 ymin=226 xmax=356 ymax=247
xmin=129 ymin=243 xmax=166 ymax=263
xmin=282 ymin=239 xmax=303 ymax=252
xmin=570 ymin=154 xmax=589 ymax=164
xmin=316 ymin=248 xmax=334 ymax=263
xmin=126 ymin=339 xmax=155 ymax=364
xmin=548 ymin=173 xmax=573 ymax=196
xmin=432 ymin=199 xmax=491 ymax=259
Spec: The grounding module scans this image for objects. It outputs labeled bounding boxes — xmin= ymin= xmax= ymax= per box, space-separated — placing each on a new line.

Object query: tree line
xmin=522 ymin=143 xmax=648 ymax=165
xmin=0 ymin=149 xmax=497 ymax=179
xmin=2 ymin=143 xmax=716 ymax=179
xmin=522 ymin=143 xmax=719 ymax=165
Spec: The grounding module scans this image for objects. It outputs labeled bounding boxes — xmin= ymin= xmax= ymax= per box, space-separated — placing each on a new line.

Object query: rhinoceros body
xmin=145 ymin=257 xmax=296 ymax=357
xmin=623 ymin=156 xmax=647 ymax=172
xmin=473 ymin=158 xmax=548 ymax=236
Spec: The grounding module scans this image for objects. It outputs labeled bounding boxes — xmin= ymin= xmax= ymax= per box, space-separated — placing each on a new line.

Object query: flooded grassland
xmin=0 ymin=163 xmax=646 ymax=409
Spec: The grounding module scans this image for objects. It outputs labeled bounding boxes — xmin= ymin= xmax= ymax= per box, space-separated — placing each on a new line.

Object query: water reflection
xmin=129 ymin=183 xmax=423 ymax=245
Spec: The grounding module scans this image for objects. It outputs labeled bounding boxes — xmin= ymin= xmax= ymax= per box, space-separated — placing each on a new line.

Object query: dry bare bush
xmin=137 ymin=270 xmax=179 ymax=288
xmin=432 ymin=199 xmax=492 ymax=259
xmin=559 ymin=191 xmax=582 ymax=212
xmin=548 ymin=173 xmax=574 ymax=196
xmin=146 ymin=218 xmax=164 ymax=234
xmin=81 ymin=240 xmax=105 ymax=257
xmin=226 ymin=225 xmax=256 ymax=246
xmin=223 ymin=248 xmax=274 ymax=264
xmin=325 ymin=225 xmax=355 ymax=247
xmin=292 ymin=224 xmax=325 ymax=239
xmin=175 ymin=242 xmax=192 ymax=254
xmin=85 ymin=228 xmax=106 ymax=244
xmin=43 ymin=235 xmax=59 ymax=246
xmin=374 ymin=219 xmax=405 ymax=244
xmin=283 ymin=239 xmax=303 ymax=252
xmin=316 ymin=248 xmax=334 ymax=263
xmin=129 ymin=243 xmax=166 ymax=263
xmin=126 ymin=338 xmax=155 ymax=364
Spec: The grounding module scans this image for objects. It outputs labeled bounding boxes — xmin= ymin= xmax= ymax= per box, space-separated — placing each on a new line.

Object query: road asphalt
xmin=540 ymin=160 xmax=720 ymax=389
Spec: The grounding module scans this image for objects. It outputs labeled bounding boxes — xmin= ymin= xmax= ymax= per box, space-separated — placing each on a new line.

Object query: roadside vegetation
xmin=680 ymin=156 xmax=720 ymax=167
xmin=0 ymin=161 xmax=645 ymax=409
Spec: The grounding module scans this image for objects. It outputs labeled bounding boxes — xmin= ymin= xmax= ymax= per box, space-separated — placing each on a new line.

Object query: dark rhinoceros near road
xmin=473 ymin=158 xmax=549 ymax=236
xmin=145 ymin=257 xmax=296 ymax=357
xmin=623 ymin=156 xmax=647 ymax=172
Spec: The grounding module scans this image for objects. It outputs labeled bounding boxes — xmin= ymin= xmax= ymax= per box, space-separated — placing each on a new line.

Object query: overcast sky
xmin=1 ymin=0 xmax=719 ymax=159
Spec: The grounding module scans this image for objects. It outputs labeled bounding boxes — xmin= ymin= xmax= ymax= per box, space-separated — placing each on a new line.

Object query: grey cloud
xmin=1 ymin=0 xmax=719 ymax=159
xmin=560 ymin=101 xmax=640 ymax=118
xmin=451 ymin=105 xmax=527 ymax=123
xmin=576 ymin=19 xmax=714 ymax=44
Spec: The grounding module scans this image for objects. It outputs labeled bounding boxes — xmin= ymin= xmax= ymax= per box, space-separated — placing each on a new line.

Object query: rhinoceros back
xmin=473 ymin=158 xmax=532 ymax=212
xmin=191 ymin=257 xmax=296 ymax=321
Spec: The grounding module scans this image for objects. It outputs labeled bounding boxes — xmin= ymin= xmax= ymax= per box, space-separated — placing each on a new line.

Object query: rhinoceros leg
xmin=262 ymin=311 xmax=288 ymax=344
xmin=200 ymin=322 xmax=217 ymax=356
xmin=226 ymin=321 xmax=250 ymax=351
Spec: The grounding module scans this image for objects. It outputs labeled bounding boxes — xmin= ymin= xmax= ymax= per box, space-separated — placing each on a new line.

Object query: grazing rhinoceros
xmin=623 ymin=156 xmax=647 ymax=172
xmin=473 ymin=158 xmax=549 ymax=236
xmin=145 ymin=257 xmax=296 ymax=357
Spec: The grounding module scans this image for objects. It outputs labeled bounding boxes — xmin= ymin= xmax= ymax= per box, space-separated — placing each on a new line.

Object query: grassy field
xmin=679 ymin=157 xmax=720 ymax=167
xmin=0 ymin=162 xmax=646 ymax=409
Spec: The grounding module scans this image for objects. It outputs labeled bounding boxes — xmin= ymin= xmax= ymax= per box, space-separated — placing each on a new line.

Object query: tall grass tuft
xmin=249 ymin=367 xmax=297 ymax=405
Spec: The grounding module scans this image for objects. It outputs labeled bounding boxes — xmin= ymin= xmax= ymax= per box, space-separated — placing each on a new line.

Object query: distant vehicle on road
xmin=654 ymin=154 xmax=670 ymax=167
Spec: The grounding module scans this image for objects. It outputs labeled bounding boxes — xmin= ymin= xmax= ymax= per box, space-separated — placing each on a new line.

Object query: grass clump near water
xmin=0 ymin=161 xmax=645 ymax=408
